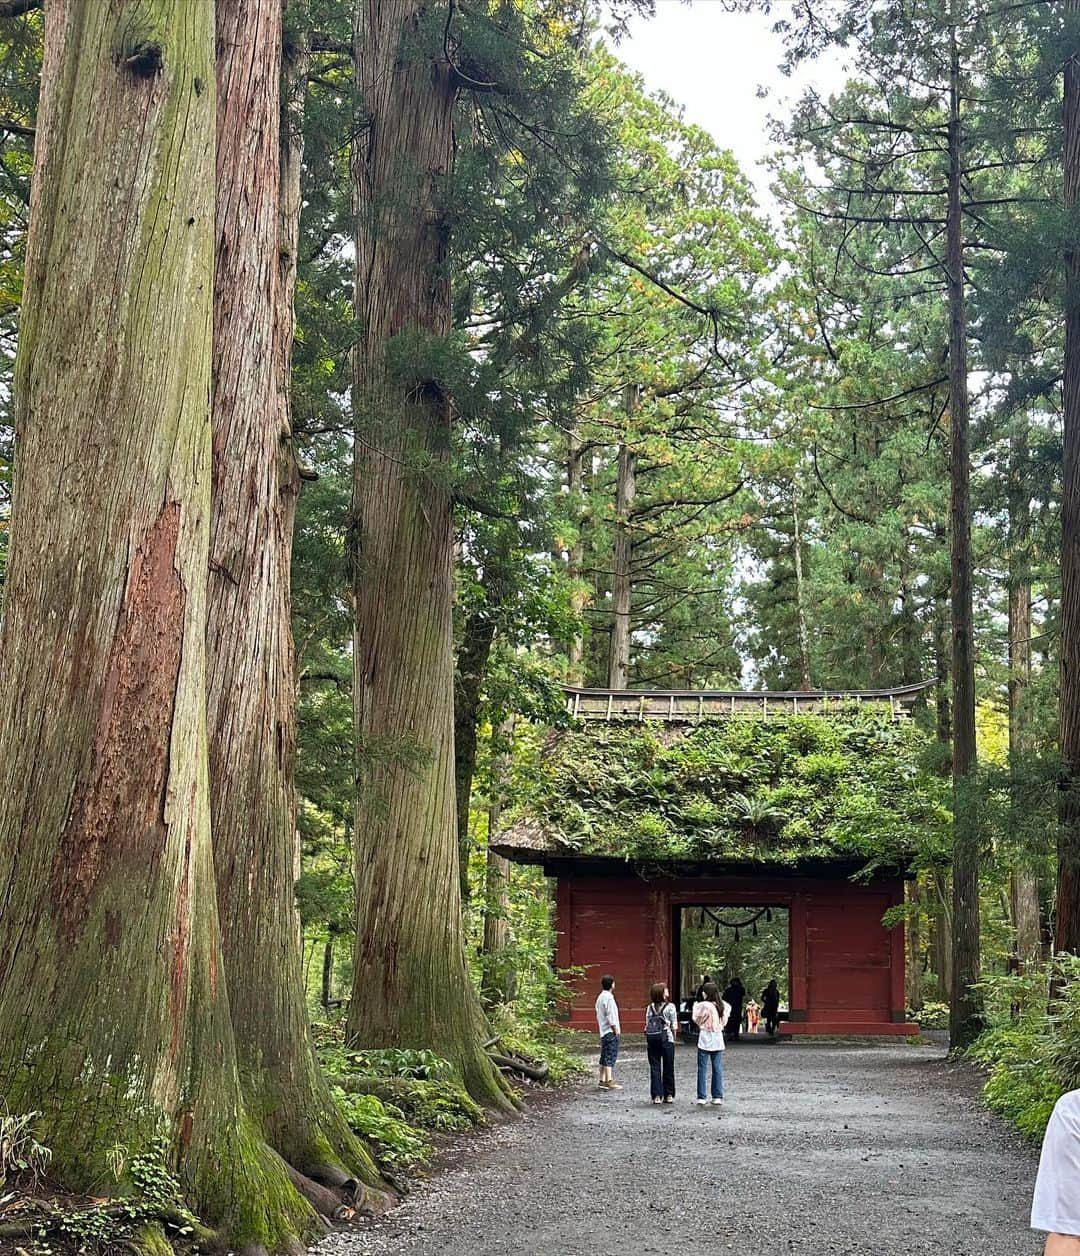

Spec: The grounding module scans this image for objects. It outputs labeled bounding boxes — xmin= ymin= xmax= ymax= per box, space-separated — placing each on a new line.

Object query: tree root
xmin=284 ymin=1162 xmax=349 ymax=1223
xmin=302 ymin=1162 xmax=394 ymax=1217
xmin=487 ymin=1052 xmax=549 ymax=1083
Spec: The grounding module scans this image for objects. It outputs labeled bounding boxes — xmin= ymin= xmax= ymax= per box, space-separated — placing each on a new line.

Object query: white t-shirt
xmin=595 ymin=989 xmax=620 ymax=1037
xmin=1032 ymin=1090 xmax=1080 ymax=1235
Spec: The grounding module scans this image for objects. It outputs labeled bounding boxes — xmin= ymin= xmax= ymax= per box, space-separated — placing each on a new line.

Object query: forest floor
xmin=317 ymin=1036 xmax=1044 ymax=1256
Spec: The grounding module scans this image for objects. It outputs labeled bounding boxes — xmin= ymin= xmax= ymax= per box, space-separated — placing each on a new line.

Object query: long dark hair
xmin=702 ymin=980 xmax=724 ymax=1014
xmin=649 ymin=981 xmax=668 ymax=1006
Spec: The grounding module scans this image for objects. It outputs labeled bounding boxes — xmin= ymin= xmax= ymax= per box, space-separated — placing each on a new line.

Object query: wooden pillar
xmin=789 ymin=894 xmax=808 ymax=1020
xmin=650 ymin=883 xmax=671 ymax=993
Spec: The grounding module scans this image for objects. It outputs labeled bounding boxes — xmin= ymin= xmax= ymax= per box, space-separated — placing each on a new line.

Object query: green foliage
xmin=914 ymin=1000 xmax=949 ymax=1030
xmin=487 ymin=1003 xmax=587 ymax=1084
xmin=969 ymin=958 xmax=1080 ymax=1141
xmin=514 ymin=714 xmax=949 ymax=867
xmin=329 ymin=1089 xmax=431 ymax=1171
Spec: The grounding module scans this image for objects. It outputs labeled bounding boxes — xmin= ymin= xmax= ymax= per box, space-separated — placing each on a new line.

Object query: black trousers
xmin=647 ymin=1037 xmax=676 ymax=1099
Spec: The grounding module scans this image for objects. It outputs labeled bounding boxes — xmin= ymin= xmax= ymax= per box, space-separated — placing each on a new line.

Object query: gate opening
xmin=673 ymin=904 xmax=790 ymax=1035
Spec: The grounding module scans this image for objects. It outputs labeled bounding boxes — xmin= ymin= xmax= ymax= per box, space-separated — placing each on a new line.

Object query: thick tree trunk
xmin=208 ymin=0 xmax=385 ymax=1206
xmin=322 ymin=941 xmax=334 ymax=1010
xmin=481 ymin=724 xmax=516 ymax=1007
xmin=792 ymin=482 xmax=812 ymax=690
xmin=0 ymin=3 xmax=319 ymax=1246
xmin=347 ymin=0 xmax=510 ymax=1111
xmin=608 ymin=390 xmax=638 ymax=689
xmin=1007 ymin=422 xmax=1041 ymax=970
xmin=567 ymin=427 xmax=587 ymax=684
xmin=1058 ymin=0 xmax=1080 ymax=959
xmin=946 ymin=27 xmax=981 ymax=1049
xmin=454 ymin=606 xmax=496 ymax=901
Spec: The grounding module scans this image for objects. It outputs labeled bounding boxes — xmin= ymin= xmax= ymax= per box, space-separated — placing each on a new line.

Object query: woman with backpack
xmin=692 ymin=980 xmax=731 ymax=1106
xmin=644 ymin=981 xmax=678 ymax=1104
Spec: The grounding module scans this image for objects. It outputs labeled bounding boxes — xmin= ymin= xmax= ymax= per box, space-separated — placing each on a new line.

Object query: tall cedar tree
xmin=347 ymin=0 xmax=511 ymax=1110
xmin=209 ymin=0 xmax=387 ymax=1211
xmin=1060 ymin=0 xmax=1080 ymax=957
xmin=0 ymin=1 xmax=322 ymax=1246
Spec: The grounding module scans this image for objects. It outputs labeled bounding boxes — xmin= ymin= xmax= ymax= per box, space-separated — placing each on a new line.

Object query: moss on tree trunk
xmin=346 ymin=0 xmax=511 ymax=1112
xmin=0 ymin=2 xmax=332 ymax=1247
xmin=208 ymin=0 xmax=389 ymax=1209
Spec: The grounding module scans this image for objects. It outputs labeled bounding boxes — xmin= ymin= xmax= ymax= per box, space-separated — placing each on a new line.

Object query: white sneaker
xmin=696 ymin=1098 xmax=708 ymax=1105
xmin=711 ymin=1098 xmax=724 ymax=1106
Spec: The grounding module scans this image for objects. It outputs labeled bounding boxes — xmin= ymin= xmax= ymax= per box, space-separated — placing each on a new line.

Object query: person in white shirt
xmin=1032 ymin=1089 xmax=1080 ymax=1253
xmin=595 ymin=974 xmax=622 ymax=1090
xmin=692 ymin=980 xmax=731 ymax=1107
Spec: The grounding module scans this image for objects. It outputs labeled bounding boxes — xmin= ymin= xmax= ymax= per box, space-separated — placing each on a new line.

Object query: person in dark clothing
xmin=723 ymin=977 xmax=746 ymax=1040
xmin=644 ymin=981 xmax=678 ymax=1103
xmin=762 ymin=979 xmax=781 ymax=1036
xmin=694 ymin=973 xmax=712 ymax=1002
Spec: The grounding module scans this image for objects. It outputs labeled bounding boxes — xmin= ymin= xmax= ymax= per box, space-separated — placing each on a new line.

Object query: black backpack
xmin=645 ymin=1002 xmax=669 ymax=1038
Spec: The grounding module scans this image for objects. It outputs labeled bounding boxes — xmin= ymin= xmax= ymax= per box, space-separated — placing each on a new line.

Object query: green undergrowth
xmin=0 ymin=1132 xmax=211 ymax=1255
xmin=513 ymin=714 xmax=948 ymax=867
xmin=968 ymin=957 xmax=1080 ymax=1141
xmin=487 ymin=1002 xmax=588 ymax=1083
xmin=313 ymin=1019 xmax=486 ymax=1174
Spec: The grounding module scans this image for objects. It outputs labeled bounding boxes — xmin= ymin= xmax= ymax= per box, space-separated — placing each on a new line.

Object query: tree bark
xmin=567 ymin=426 xmax=587 ymax=684
xmin=792 ymin=481 xmax=812 ymax=690
xmin=0 ymin=3 xmax=319 ymax=1245
xmin=322 ymin=940 xmax=334 ymax=1010
xmin=347 ymin=0 xmax=511 ymax=1111
xmin=946 ymin=21 xmax=981 ymax=1049
xmin=208 ymin=0 xmax=385 ymax=1205
xmin=1007 ymin=420 xmax=1041 ymax=970
xmin=482 ymin=721 xmax=516 ymax=1006
xmin=454 ymin=605 xmax=496 ymax=901
xmin=608 ymin=384 xmax=638 ymax=689
xmin=1057 ymin=0 xmax=1080 ymax=959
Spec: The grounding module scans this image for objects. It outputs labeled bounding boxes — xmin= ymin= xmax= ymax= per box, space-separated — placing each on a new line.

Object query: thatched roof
xmin=491 ymin=710 xmax=946 ymax=871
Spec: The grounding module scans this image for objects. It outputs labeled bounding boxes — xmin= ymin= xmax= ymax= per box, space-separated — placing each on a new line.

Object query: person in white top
xmin=692 ymin=981 xmax=731 ymax=1107
xmin=1032 ymin=1089 xmax=1080 ymax=1253
xmin=594 ymin=974 xmax=622 ymax=1090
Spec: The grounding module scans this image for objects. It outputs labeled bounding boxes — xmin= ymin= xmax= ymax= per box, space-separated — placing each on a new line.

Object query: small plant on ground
xmin=0 ymin=1111 xmax=52 ymax=1189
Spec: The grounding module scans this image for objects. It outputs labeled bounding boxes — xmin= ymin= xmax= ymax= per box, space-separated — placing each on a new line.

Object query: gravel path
xmin=318 ymin=1039 xmax=1045 ymax=1256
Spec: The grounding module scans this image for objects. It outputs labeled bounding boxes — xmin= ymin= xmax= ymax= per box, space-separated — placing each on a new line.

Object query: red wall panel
xmin=554 ymin=869 xmax=906 ymax=1033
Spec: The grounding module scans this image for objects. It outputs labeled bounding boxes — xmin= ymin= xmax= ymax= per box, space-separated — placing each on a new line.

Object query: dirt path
xmin=319 ymin=1040 xmax=1045 ymax=1256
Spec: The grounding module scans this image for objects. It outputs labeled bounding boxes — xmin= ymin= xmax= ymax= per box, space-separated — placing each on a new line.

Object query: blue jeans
xmin=696 ymin=1048 xmax=724 ymax=1099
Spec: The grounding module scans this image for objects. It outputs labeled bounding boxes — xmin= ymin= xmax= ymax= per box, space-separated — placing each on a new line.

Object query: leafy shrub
xmin=330 ymin=1088 xmax=431 ymax=1169
xmin=913 ymin=1000 xmax=949 ymax=1029
xmin=337 ymin=1077 xmax=483 ymax=1133
xmin=969 ymin=957 xmax=1080 ymax=1141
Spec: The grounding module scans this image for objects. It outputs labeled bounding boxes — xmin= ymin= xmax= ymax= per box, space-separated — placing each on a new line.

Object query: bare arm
xmin=1047 ymin=1236 xmax=1080 ymax=1255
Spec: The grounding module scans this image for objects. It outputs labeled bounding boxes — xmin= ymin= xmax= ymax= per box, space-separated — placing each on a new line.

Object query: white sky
xmin=615 ymin=1 xmax=852 ymax=217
